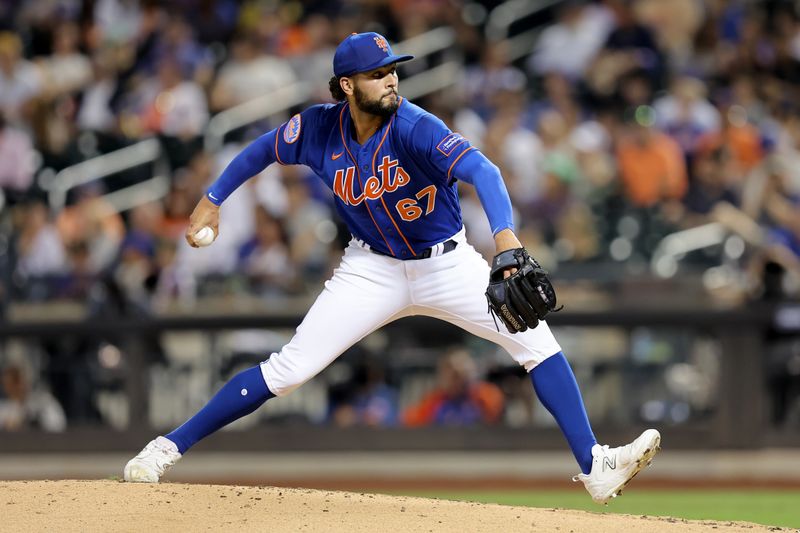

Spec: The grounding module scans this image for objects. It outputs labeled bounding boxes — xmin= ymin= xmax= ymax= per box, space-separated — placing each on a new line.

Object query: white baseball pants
xmin=260 ymin=227 xmax=562 ymax=396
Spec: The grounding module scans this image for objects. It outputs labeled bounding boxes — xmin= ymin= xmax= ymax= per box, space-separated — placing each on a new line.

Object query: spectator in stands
xmin=537 ymin=107 xmax=579 ymax=160
xmin=14 ymin=198 xmax=67 ymax=278
xmin=694 ymin=103 xmax=763 ymax=186
xmin=151 ymin=238 xmax=194 ymax=310
xmin=0 ymin=31 xmax=43 ymax=127
xmin=616 ymin=106 xmax=688 ymax=209
xmin=151 ymin=14 xmax=214 ymax=88
xmin=160 ymin=179 xmax=194 ymax=242
xmin=683 ymin=138 xmax=739 ymax=226
xmin=288 ymin=14 xmax=338 ymax=102
xmin=209 ymin=31 xmax=297 ymax=112
xmin=328 ymin=357 xmax=399 ymax=428
xmin=723 ymin=74 xmax=770 ymax=130
xmin=462 ymin=40 xmax=526 ymax=121
xmin=569 ymin=118 xmax=615 ymax=199
xmin=91 ymin=0 xmax=143 ymax=47
xmin=139 ymin=56 xmax=209 ymax=169
xmin=75 ymin=49 xmax=122 ymax=149
xmin=56 ymin=184 xmax=126 ymax=273
xmin=585 ymin=0 xmax=666 ymax=105
xmin=57 ymin=240 xmax=96 ymax=300
xmin=527 ymin=72 xmax=585 ymax=134
xmin=237 ymin=205 xmax=297 ymax=296
xmin=527 ymin=108 xmax=585 ymax=212
xmin=36 ymin=21 xmax=92 ymax=98
xmin=634 ymin=0 xmax=705 ymax=71
xmin=569 ymin=118 xmax=619 ymax=253
xmin=615 ymin=68 xmax=656 ymax=111
xmin=180 ymin=151 xmax=217 ymax=207
xmin=482 ymin=88 xmax=545 ymax=208
xmin=0 ymin=362 xmax=66 ymax=432
xmin=402 ymin=349 xmax=504 ymax=427
xmin=529 ymin=0 xmax=615 ymax=81
xmin=653 ymin=75 xmax=721 ymax=157
xmin=113 ymin=201 xmax=164 ymax=303
xmin=32 ymin=21 xmax=96 ymax=168
xmin=184 ymin=0 xmax=239 ymax=47
xmin=281 ymin=166 xmax=336 ymax=282
xmin=113 ymin=230 xmax=156 ymax=306
xmin=0 ymin=112 xmax=36 ymax=198
xmin=529 ymin=154 xmax=600 ymax=262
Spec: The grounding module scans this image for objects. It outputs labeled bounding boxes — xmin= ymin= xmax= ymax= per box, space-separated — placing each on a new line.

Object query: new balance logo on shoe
xmin=572 ymin=429 xmax=661 ymax=505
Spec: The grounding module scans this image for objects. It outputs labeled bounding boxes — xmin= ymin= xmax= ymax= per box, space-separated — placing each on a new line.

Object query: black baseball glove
xmin=485 ymin=248 xmax=561 ymax=333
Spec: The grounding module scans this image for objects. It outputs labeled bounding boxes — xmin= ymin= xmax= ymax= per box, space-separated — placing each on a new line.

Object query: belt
xmin=365 ymin=238 xmax=458 ymax=260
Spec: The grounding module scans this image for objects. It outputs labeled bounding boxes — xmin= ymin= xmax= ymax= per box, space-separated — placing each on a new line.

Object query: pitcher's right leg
xmin=124 ymin=245 xmax=410 ymax=482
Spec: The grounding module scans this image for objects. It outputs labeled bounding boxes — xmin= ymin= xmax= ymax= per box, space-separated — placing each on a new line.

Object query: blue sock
xmin=530 ymin=352 xmax=597 ymax=474
xmin=166 ymin=365 xmax=275 ymax=454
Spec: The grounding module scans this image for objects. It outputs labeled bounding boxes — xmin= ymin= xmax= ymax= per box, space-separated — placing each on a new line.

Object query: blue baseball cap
xmin=333 ymin=32 xmax=414 ymax=77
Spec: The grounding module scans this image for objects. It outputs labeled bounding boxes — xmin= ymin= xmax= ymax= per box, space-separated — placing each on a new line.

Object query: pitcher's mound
xmin=0 ymin=480 xmax=779 ymax=532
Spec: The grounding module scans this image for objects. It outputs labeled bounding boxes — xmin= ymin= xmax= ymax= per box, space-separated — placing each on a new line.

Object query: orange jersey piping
xmin=338 ymin=105 xmax=394 ymax=255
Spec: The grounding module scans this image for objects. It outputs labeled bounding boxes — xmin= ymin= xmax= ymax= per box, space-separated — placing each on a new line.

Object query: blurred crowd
xmin=4 ymin=0 xmax=800 ymax=430
xmin=2 ymin=0 xmax=800 ymax=313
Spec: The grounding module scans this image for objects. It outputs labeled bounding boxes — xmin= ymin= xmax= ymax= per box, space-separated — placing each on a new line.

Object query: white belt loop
xmin=452 ymin=226 xmax=467 ymax=245
xmin=352 ymin=236 xmax=372 ymax=251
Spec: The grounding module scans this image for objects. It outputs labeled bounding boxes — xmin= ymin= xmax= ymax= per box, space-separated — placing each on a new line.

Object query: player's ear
xmin=340 ymin=76 xmax=354 ymax=96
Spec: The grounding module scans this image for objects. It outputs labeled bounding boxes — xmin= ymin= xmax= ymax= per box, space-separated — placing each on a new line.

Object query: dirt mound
xmin=0 ymin=480 xmax=780 ymax=532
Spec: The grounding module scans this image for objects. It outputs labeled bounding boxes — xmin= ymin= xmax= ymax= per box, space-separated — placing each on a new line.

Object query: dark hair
xmin=329 ymin=76 xmax=346 ymax=101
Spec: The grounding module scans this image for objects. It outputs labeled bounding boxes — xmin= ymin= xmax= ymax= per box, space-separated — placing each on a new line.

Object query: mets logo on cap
xmin=373 ymin=35 xmax=389 ymax=53
xmin=283 ymin=114 xmax=302 ymax=144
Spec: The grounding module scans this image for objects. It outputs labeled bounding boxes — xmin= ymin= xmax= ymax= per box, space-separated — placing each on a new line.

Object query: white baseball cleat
xmin=573 ymin=428 xmax=661 ymax=504
xmin=123 ymin=436 xmax=182 ymax=483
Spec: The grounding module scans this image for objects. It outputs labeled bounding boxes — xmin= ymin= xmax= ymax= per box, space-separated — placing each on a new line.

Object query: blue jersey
xmin=274 ymin=98 xmax=474 ymax=258
xmin=207 ymin=98 xmax=513 ymax=259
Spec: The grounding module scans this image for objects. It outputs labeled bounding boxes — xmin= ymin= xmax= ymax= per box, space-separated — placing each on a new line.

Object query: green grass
xmin=386 ymin=489 xmax=800 ymax=528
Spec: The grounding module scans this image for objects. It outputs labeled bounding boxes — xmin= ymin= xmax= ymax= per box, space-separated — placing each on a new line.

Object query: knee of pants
xmin=259 ymin=346 xmax=317 ymax=397
xmin=522 ymin=349 xmax=561 ymax=373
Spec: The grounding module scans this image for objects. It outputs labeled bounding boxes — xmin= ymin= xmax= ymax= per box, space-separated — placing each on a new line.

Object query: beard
xmin=353 ymin=85 xmax=399 ymax=118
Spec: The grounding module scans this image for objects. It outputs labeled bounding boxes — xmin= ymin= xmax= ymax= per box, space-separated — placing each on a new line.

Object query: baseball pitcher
xmin=124 ymin=32 xmax=660 ymax=504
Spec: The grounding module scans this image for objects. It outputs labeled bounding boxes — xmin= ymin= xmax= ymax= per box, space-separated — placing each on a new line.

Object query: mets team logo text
xmin=334 ymin=155 xmax=410 ymax=205
xmin=334 ymin=156 xmax=437 ymax=222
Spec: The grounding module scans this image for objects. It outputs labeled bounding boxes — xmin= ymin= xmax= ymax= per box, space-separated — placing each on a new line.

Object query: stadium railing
xmin=40 ymin=138 xmax=169 ymax=214
xmin=203 ymin=81 xmax=313 ymax=154
xmin=485 ymin=0 xmax=562 ymax=61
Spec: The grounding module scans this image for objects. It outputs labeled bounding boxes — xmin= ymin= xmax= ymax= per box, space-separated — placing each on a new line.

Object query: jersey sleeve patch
xmin=436 ymin=132 xmax=466 ymax=157
xmin=283 ymin=113 xmax=302 ymax=144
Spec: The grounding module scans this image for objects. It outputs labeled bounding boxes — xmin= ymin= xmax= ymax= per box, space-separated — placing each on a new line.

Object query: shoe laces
xmin=140 ymin=439 xmax=178 ymax=463
xmin=591 ymin=444 xmax=613 ymax=464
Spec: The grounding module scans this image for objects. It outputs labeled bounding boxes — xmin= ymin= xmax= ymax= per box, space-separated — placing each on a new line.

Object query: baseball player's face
xmin=350 ymin=64 xmax=399 ymax=118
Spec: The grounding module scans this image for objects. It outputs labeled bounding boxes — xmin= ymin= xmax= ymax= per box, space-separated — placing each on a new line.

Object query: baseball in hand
xmin=193 ymin=226 xmax=216 ymax=247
